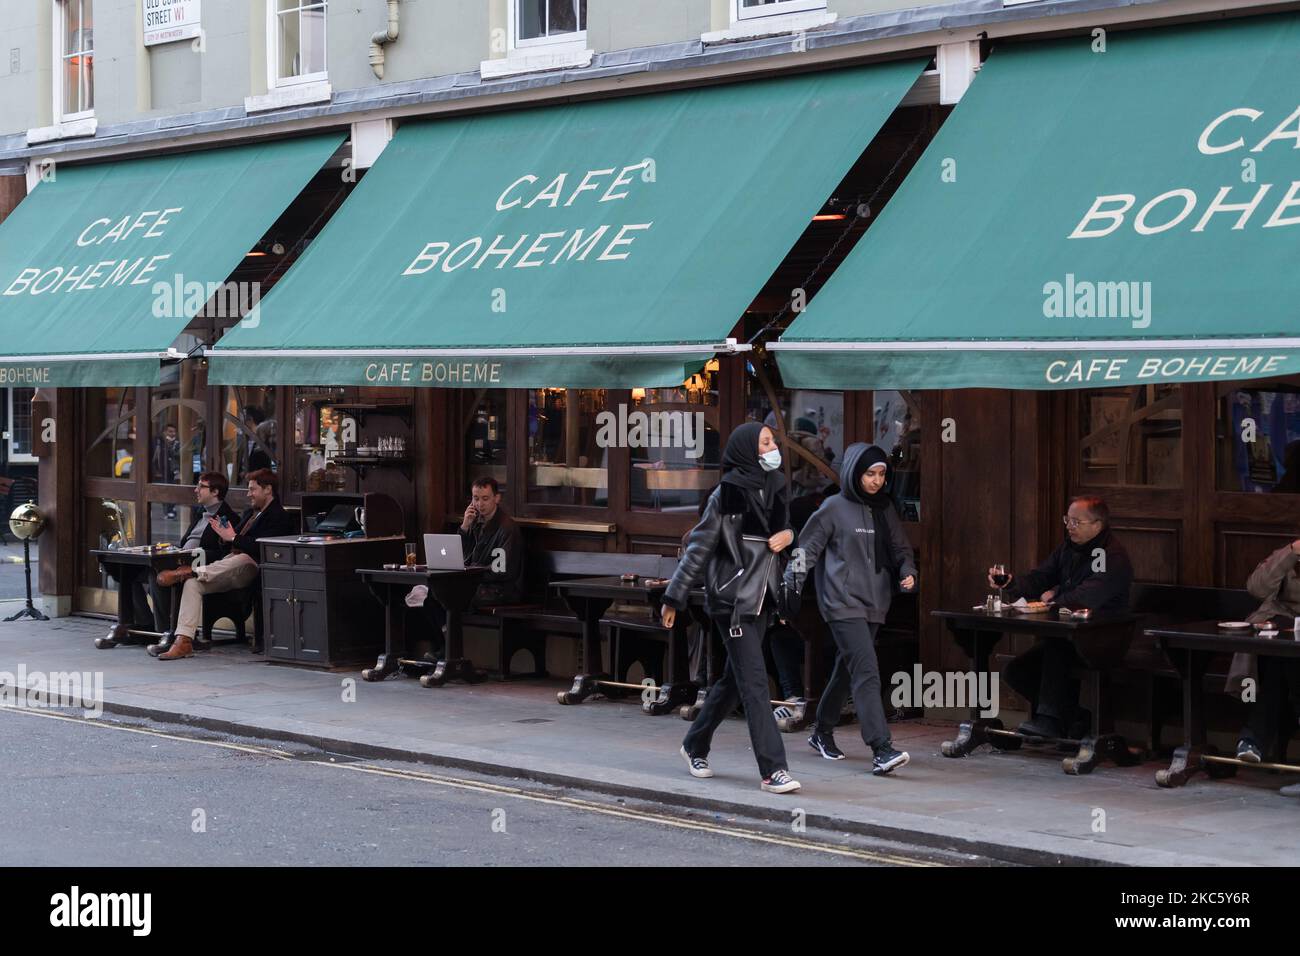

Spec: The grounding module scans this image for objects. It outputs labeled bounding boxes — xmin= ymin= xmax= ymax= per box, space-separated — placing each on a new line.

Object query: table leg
xmin=942 ymin=626 xmax=1010 ymax=757
xmin=1157 ymin=647 xmax=1209 ymax=788
xmin=421 ymin=603 xmax=487 ymax=687
xmin=558 ymin=596 xmax=612 ymax=705
xmin=362 ymin=584 xmax=403 ymax=681
xmin=644 ymin=619 xmax=699 ymax=716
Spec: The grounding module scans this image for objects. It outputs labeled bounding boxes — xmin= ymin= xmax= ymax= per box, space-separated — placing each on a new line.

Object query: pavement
xmin=1 ymin=613 xmax=1297 ymax=867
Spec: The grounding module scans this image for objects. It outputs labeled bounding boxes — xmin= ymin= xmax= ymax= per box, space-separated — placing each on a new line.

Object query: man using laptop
xmin=416 ymin=476 xmax=525 ymax=658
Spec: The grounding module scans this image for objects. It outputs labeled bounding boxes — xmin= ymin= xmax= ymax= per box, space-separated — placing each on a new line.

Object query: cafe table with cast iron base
xmin=553 ymin=576 xmax=698 ymax=714
xmin=933 ymin=608 xmax=1139 ymax=775
xmin=358 ymin=566 xmax=487 ymax=686
xmin=1150 ymin=622 xmax=1300 ymax=788
xmin=90 ymin=547 xmax=200 ymax=652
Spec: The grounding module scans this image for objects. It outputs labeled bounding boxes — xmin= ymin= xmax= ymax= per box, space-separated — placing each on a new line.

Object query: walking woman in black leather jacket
xmin=661 ymin=422 xmax=801 ymax=794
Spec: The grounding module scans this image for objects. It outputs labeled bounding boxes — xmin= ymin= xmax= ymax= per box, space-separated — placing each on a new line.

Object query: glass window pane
xmin=82 ymin=497 xmax=137 ymax=589
xmin=300 ymin=5 xmax=326 ymax=74
xmin=527 ymin=388 xmax=608 ymax=506
xmin=1077 ymin=385 xmax=1182 ymax=487
xmin=290 ymin=387 xmax=351 ymax=496
xmin=518 ymin=0 xmax=545 ymax=40
xmin=64 ymin=0 xmax=81 ymax=57
xmin=149 ymin=500 xmax=194 ymax=547
xmin=62 ymin=56 xmax=81 ymax=116
xmin=82 ymin=50 xmax=94 ymax=113
xmin=222 ymin=387 xmax=278 ymax=486
xmin=278 ymin=9 xmax=301 ymax=78
xmin=9 ymin=388 xmax=35 ymax=456
xmin=1217 ymin=381 xmax=1300 ymax=492
xmin=149 ymin=362 xmax=208 ymax=485
xmin=549 ymin=0 xmax=580 ymax=33
xmin=874 ymin=391 xmax=920 ymax=521
xmin=463 ymin=390 xmax=508 ymax=496
xmin=85 ymin=388 xmax=137 ymax=479
xmin=630 ymin=367 xmax=720 ymax=514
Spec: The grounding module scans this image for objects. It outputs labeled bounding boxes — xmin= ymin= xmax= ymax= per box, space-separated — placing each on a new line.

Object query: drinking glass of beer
xmin=405 ymin=542 xmax=418 ymax=568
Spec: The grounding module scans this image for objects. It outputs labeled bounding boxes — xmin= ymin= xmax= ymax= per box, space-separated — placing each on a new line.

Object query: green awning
xmin=208 ymin=62 xmax=923 ymax=388
xmin=0 ymin=134 xmax=343 ymax=386
xmin=772 ymin=14 xmax=1300 ymax=390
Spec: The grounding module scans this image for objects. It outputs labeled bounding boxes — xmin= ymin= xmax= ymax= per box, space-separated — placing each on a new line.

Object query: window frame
xmin=53 ymin=0 xmax=95 ymax=124
xmin=733 ymin=0 xmax=826 ymax=22
xmin=509 ymin=0 xmax=588 ymax=52
xmin=6 ymin=388 xmax=39 ymax=464
xmin=267 ymin=0 xmax=329 ymax=91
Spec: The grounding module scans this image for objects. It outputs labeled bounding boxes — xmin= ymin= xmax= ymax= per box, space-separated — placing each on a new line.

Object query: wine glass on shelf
xmin=991 ymin=563 xmax=1009 ymax=607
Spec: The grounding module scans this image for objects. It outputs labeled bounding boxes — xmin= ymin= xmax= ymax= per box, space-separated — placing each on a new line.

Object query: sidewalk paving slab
xmin=1 ymin=615 xmax=1297 ymax=867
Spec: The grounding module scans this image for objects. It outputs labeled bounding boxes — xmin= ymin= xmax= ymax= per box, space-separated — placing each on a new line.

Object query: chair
xmin=200 ymin=584 xmax=262 ymax=647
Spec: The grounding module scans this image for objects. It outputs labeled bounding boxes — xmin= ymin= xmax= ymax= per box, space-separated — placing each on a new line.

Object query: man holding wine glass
xmin=990 ymin=495 xmax=1134 ymax=740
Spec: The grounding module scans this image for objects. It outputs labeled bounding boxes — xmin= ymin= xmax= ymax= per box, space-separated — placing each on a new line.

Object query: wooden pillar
xmin=34 ymin=388 xmax=77 ymax=615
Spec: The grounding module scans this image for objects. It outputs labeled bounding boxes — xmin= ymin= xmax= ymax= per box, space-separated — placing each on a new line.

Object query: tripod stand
xmin=5 ymin=537 xmax=48 ymax=622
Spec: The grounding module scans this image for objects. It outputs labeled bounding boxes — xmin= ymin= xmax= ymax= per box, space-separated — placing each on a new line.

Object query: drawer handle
xmin=301 ymin=552 xmax=315 ymax=561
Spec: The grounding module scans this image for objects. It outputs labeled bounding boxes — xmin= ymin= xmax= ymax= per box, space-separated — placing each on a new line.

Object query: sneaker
xmin=872 ymin=746 xmax=910 ymax=776
xmin=1279 ymin=783 xmax=1300 ymax=798
xmin=772 ymin=705 xmax=794 ymax=720
xmin=761 ymin=769 xmax=801 ymax=794
xmin=679 ymin=745 xmax=713 ymax=778
xmin=808 ymin=731 xmax=846 ymax=761
xmin=1237 ymin=738 xmax=1263 ymax=763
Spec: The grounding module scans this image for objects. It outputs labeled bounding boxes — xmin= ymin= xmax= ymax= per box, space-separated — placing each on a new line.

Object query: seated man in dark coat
xmin=992 ymin=495 xmax=1134 ymax=739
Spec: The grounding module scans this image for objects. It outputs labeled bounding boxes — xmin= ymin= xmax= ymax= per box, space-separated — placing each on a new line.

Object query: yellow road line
xmin=0 ymin=706 xmax=944 ymax=867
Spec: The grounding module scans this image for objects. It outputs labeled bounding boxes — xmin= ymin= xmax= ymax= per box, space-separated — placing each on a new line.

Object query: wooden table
xmin=933 ymin=607 xmax=1139 ymax=774
xmin=1150 ymin=622 xmax=1300 ymax=787
xmin=90 ymin=546 xmax=199 ymax=651
xmin=553 ymin=575 xmax=698 ymax=714
xmin=357 ymin=566 xmax=487 ymax=686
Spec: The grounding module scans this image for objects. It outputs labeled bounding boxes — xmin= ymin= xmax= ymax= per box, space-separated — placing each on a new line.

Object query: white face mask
xmin=759 ymin=449 xmax=782 ymax=472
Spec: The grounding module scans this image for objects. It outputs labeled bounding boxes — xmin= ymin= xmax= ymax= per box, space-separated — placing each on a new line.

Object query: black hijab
xmin=720 ymin=422 xmax=786 ymax=522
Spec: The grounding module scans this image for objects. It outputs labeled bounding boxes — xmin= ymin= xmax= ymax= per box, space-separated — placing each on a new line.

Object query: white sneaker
xmin=680 ymin=745 xmax=713 ymax=778
xmin=760 ymin=769 xmax=801 ymax=794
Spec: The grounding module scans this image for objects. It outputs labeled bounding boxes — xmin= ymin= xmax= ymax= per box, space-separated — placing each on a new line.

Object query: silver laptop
xmin=423 ymin=533 xmax=465 ymax=570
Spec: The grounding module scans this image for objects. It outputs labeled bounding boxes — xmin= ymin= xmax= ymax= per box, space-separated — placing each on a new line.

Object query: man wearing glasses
xmin=987 ymin=495 xmax=1134 ymax=739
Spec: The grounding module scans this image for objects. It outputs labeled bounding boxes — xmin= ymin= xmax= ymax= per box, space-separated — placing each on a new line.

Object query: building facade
xmin=1 ymin=0 xmax=1298 ymax=723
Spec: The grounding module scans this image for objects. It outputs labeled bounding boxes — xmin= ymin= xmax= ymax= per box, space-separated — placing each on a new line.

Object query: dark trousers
xmin=1242 ymin=656 xmax=1300 ymax=759
xmin=1004 ymin=637 xmax=1082 ymax=722
xmin=682 ymin=616 xmax=788 ymax=779
xmin=148 ymin=574 xmax=177 ymax=632
xmin=814 ymin=619 xmax=891 ymax=750
xmin=766 ymin=622 xmax=804 ymax=700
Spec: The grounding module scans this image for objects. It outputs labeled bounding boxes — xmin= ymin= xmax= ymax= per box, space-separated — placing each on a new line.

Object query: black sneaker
xmin=760 ymin=769 xmax=801 ymax=794
xmin=1237 ymin=738 xmax=1263 ymax=763
xmin=872 ymin=746 xmax=910 ymax=776
xmin=679 ymin=745 xmax=713 ymax=778
xmin=808 ymin=731 xmax=846 ymax=760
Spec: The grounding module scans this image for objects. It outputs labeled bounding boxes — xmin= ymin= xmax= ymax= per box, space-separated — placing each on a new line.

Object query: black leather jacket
xmin=663 ymin=482 xmax=792 ymax=625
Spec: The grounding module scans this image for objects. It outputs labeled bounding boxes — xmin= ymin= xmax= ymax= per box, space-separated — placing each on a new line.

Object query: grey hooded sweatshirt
xmin=782 ymin=442 xmax=917 ymax=624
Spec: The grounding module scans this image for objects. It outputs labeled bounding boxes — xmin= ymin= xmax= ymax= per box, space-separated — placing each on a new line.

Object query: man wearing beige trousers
xmin=154 ymin=469 xmax=297 ymax=660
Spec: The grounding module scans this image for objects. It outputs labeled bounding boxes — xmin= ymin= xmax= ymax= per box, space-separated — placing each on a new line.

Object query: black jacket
xmin=231 ymin=498 xmax=298 ymax=563
xmin=664 ymin=482 xmax=792 ymax=623
xmin=182 ymin=500 xmax=240 ymax=565
xmin=1006 ymin=528 xmax=1133 ymax=612
xmin=460 ymin=507 xmax=525 ymax=605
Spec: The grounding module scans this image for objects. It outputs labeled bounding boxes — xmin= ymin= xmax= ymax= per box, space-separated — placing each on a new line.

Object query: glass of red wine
xmin=991 ymin=563 xmax=1009 ymax=606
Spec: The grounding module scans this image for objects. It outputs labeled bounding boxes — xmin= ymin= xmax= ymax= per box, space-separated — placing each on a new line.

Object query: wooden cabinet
xmin=259 ymin=535 xmax=404 ymax=667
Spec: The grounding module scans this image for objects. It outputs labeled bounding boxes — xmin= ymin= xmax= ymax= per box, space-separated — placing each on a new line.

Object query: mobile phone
xmin=218 ymin=515 xmax=229 ymax=528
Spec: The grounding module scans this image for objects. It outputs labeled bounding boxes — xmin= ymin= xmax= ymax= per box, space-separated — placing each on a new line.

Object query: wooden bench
xmin=462 ymin=550 xmax=675 ymax=679
xmin=1119 ymin=583 xmax=1257 ymax=752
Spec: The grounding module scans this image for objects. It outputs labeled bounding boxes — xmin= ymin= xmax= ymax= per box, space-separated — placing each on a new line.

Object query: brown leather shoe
xmin=156 ymin=566 xmax=195 ymax=588
xmin=158 ymin=635 xmax=194 ymax=660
